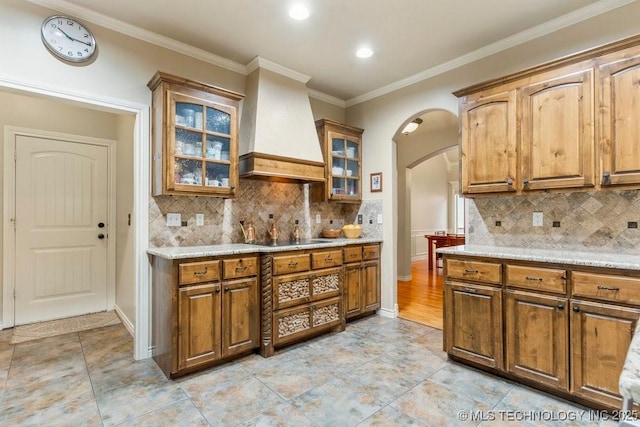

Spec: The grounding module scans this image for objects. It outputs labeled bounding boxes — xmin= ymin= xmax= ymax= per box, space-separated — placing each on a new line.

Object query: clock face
xmin=41 ymin=15 xmax=96 ymax=63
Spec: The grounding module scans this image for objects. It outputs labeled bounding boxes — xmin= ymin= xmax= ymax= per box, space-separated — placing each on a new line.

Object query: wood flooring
xmin=397 ymin=260 xmax=443 ymax=330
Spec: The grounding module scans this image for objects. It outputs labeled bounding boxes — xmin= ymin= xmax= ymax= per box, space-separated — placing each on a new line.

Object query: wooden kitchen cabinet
xmin=505 ymin=289 xmax=569 ymax=391
xmin=598 ymin=44 xmax=640 ymax=187
xmin=152 ymin=254 xmax=259 ymax=378
xmin=343 ymin=244 xmax=381 ymax=320
xmin=314 ymin=118 xmax=364 ymax=202
xmin=261 ymin=248 xmax=344 ymax=356
xmin=519 ymin=62 xmax=595 ymax=191
xmin=444 ymin=257 xmax=503 ymax=370
xmin=459 ymin=90 xmax=518 ymax=194
xmin=148 ymin=71 xmax=243 ymax=197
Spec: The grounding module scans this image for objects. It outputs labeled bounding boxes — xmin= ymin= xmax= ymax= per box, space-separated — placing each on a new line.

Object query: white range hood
xmin=238 ymin=57 xmax=325 ymax=183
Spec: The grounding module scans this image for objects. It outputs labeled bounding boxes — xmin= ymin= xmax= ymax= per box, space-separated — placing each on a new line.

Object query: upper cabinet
xmin=599 ymin=44 xmax=640 ymax=187
xmin=148 ymin=72 xmax=244 ymax=197
xmin=455 ymin=35 xmax=640 ymax=196
xmin=519 ymin=62 xmax=595 ymax=191
xmin=314 ymin=119 xmax=364 ymax=202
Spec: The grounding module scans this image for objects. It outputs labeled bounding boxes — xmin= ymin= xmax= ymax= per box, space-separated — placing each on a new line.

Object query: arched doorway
xmin=395 ymin=109 xmax=458 ymax=329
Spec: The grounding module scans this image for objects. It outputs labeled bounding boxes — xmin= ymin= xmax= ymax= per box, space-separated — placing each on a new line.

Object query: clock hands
xmin=56 ymin=26 xmax=93 ymax=47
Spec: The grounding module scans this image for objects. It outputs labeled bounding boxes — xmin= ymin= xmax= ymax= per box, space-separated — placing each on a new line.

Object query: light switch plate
xmin=195 ymin=214 xmax=204 ymax=226
xmin=377 ymin=213 xmax=383 ymax=224
xmin=532 ymin=211 xmax=543 ymax=227
xmin=315 ymin=214 xmax=321 ymax=224
xmin=167 ymin=213 xmax=181 ymax=227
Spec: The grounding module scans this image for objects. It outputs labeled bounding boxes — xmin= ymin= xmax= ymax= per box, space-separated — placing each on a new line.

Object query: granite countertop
xmin=436 ymin=244 xmax=640 ymax=271
xmin=147 ymin=237 xmax=383 ymax=260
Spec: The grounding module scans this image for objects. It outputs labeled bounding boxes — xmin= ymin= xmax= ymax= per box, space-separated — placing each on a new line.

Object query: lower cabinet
xmin=505 ymin=289 xmax=569 ymax=391
xmin=152 ymin=254 xmax=259 ymax=378
xmin=570 ymin=299 xmax=640 ymax=408
xmin=443 ymin=254 xmax=640 ymax=411
xmin=344 ymin=244 xmax=381 ymax=320
xmin=444 ymin=281 xmax=503 ymax=370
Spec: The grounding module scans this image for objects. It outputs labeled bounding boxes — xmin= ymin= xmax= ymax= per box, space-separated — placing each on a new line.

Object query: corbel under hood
xmin=238 ymin=57 xmax=325 ymax=183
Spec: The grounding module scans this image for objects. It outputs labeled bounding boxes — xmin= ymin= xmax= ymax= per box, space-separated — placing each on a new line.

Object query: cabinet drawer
xmin=273 ymin=296 xmax=342 ymax=346
xmin=312 ymin=250 xmax=342 ymax=269
xmin=446 ymin=259 xmax=502 ymax=285
xmin=343 ymin=246 xmax=362 ymax=263
xmin=572 ymin=271 xmax=640 ymax=305
xmin=506 ymin=265 xmax=567 ymax=294
xmin=179 ymin=260 xmax=220 ymax=285
xmin=223 ymin=257 xmax=258 ymax=279
xmin=273 ymin=268 xmax=342 ymax=310
xmin=273 ymin=253 xmax=311 ymax=275
xmin=363 ymin=245 xmax=380 ymax=260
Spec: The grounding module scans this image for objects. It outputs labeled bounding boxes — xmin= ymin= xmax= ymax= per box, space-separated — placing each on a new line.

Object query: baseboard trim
xmin=397 ymin=274 xmax=412 ymax=282
xmin=411 ymin=254 xmax=427 ymax=262
xmin=114 ymin=304 xmax=135 ymax=338
xmin=379 ymin=304 xmax=398 ymax=318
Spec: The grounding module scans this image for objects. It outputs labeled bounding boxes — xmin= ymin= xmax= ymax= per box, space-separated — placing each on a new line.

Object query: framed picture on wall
xmin=370 ymin=172 xmax=382 ymax=192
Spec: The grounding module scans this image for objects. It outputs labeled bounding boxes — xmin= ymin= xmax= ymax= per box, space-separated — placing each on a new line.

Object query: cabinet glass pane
xmin=332 ymin=158 xmax=345 ymax=175
xmin=206 ymin=163 xmax=231 ymax=187
xmin=175 ymin=158 xmax=203 ymax=185
xmin=331 ymin=138 xmax=346 ymax=155
xmin=346 ymin=140 xmax=358 ymax=159
xmin=346 ymin=179 xmax=358 ymax=196
xmin=332 ymin=177 xmax=346 ymax=195
xmin=206 ymin=107 xmax=231 ymax=134
xmin=175 ymin=102 xmax=203 ymax=129
xmin=175 ymin=129 xmax=203 ymax=156
xmin=346 ymin=160 xmax=358 ymax=178
xmin=205 ymin=135 xmax=230 ymax=160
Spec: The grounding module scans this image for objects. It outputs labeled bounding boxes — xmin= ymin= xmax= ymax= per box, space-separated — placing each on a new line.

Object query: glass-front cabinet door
xmin=148 ymin=71 xmax=243 ymax=197
xmin=315 ymin=119 xmax=364 ymax=202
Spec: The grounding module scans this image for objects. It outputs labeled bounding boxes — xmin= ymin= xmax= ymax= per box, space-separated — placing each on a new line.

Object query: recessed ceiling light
xmin=289 ymin=4 xmax=310 ymax=20
xmin=356 ymin=47 xmax=374 ymax=59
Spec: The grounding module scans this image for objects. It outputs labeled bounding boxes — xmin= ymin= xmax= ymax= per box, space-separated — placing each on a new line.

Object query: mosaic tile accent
xmin=467 ymin=190 xmax=640 ymax=252
xmin=149 ymin=180 xmax=383 ymax=247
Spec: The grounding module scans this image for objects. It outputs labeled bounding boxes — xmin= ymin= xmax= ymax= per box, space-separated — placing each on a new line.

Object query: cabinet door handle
xmin=464 ymin=269 xmax=478 ymax=274
xmin=215 ymin=287 xmax=221 ymax=293
xmin=525 ymin=276 xmax=543 ymax=282
xmin=506 ymin=178 xmax=513 ymax=186
xmin=193 ymin=268 xmax=208 ymax=275
xmin=523 ymin=179 xmax=529 ymax=185
xmin=557 ymin=303 xmax=565 ymax=310
xmin=572 ymin=306 xmax=580 ymax=313
xmin=224 ymin=287 xmax=230 ymax=292
xmin=597 ymin=285 xmax=620 ymax=291
xmin=309 ymin=274 xmax=317 ymax=279
xmin=464 ymin=287 xmax=477 ymax=294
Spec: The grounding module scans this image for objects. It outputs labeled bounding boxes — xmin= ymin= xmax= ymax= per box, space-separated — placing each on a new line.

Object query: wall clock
xmin=41 ymin=15 xmax=97 ymax=63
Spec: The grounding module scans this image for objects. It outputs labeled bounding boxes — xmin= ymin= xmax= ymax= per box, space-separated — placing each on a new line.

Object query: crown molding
xmin=245 ymin=57 xmax=311 ymax=83
xmin=306 ymin=89 xmax=346 ymax=108
xmin=345 ymin=0 xmax=636 ymax=107
xmin=26 ymin=0 xmax=247 ymax=75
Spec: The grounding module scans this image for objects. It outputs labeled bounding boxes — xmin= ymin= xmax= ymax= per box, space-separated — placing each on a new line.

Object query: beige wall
xmin=310 ymin=98 xmax=346 ymax=123
xmin=346 ymin=1 xmax=640 ymax=313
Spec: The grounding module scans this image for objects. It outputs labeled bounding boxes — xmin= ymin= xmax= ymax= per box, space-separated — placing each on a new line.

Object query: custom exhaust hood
xmin=238 ymin=57 xmax=326 ymax=183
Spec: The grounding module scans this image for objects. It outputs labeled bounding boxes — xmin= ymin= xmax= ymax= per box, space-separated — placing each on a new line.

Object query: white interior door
xmin=14 ymin=134 xmax=109 ymax=325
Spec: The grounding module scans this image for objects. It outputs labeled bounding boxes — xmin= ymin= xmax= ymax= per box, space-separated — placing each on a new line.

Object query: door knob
xmin=98 ymin=233 xmax=105 ymax=239
xmin=98 ymin=222 xmax=105 ymax=228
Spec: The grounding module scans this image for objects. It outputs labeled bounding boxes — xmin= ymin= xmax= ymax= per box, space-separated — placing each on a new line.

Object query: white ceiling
xmin=32 ymin=0 xmax=633 ymax=104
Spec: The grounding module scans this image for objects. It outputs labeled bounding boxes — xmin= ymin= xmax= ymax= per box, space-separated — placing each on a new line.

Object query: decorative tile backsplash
xmin=467 ymin=190 xmax=640 ymax=253
xmin=149 ymin=179 xmax=383 ymax=247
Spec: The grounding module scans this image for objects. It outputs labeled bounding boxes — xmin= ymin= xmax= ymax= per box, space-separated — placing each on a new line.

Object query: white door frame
xmin=0 ymin=76 xmax=151 ymax=360
xmin=4 ymin=126 xmax=117 ymax=325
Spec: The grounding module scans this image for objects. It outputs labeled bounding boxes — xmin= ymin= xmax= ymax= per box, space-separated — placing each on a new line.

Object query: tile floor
xmin=0 ymin=315 xmax=620 ymax=426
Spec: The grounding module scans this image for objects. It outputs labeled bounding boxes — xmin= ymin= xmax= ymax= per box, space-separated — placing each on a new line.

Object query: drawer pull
xmin=464 ymin=287 xmax=477 ymax=294
xmin=288 ymin=262 xmax=298 ymax=267
xmin=525 ymin=276 xmax=543 ymax=282
xmin=235 ymin=266 xmax=247 ymax=271
xmin=193 ymin=269 xmax=208 ymax=275
xmin=597 ymin=285 xmax=620 ymax=291
xmin=464 ymin=269 xmax=479 ymax=274
xmin=365 ymin=252 xmax=375 ymax=257
xmin=325 ymin=256 xmax=333 ymax=262
xmin=350 ymin=253 xmax=358 ymax=258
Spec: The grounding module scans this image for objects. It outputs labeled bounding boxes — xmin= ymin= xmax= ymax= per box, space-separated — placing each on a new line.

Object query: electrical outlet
xmin=532 ymin=212 xmax=543 ymax=227
xmin=377 ymin=213 xmax=383 ymax=224
xmin=315 ymin=214 xmax=321 ymax=224
xmin=553 ymin=221 xmax=561 ymax=228
xmin=166 ymin=213 xmax=181 ymax=227
xmin=357 ymin=215 xmax=363 ymax=225
xmin=196 ymin=214 xmax=204 ymax=226
xmin=495 ymin=221 xmax=502 ymax=227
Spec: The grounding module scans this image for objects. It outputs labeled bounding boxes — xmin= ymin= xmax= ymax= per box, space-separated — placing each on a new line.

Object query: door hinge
xmin=11 ymin=218 xmax=15 ymax=231
xmin=13 ymin=288 xmax=16 ymax=299
xmin=14 ymin=151 xmax=16 ymax=161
